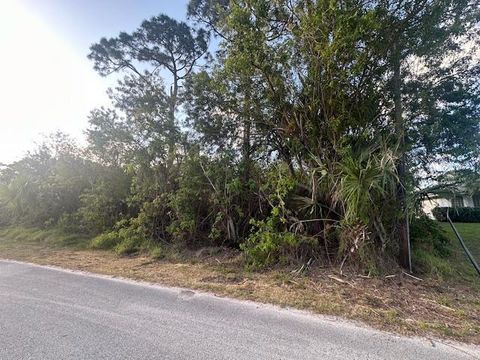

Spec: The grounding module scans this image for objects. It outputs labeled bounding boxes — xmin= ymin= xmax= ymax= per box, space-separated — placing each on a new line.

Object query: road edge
xmin=1 ymin=258 xmax=479 ymax=359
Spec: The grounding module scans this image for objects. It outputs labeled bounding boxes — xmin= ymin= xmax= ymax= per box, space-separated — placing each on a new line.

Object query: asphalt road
xmin=0 ymin=261 xmax=478 ymax=360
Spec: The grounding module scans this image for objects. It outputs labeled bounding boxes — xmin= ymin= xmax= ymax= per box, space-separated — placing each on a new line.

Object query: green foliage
xmin=114 ymin=234 xmax=148 ymax=256
xmin=0 ymin=134 xmax=95 ymax=227
xmin=337 ymin=144 xmax=398 ymax=226
xmin=411 ymin=247 xmax=455 ymax=278
xmin=439 ymin=222 xmax=480 ymax=284
xmin=410 ymin=216 xmax=452 ymax=275
xmin=91 ymin=231 xmax=121 ymax=250
xmin=91 ymin=218 xmax=151 ymax=255
xmin=167 ymin=150 xmax=260 ymax=246
xmin=2 ymin=1 xmax=480 ymax=274
xmin=242 ymin=221 xmax=317 ymax=269
xmin=242 ymin=166 xmax=319 ymax=268
xmin=411 ymin=216 xmax=451 ymax=256
xmin=0 ymin=134 xmax=133 ymax=236
xmin=0 ymin=226 xmax=89 ymax=250
xmin=190 ymin=0 xmax=479 ymax=270
xmin=331 ymin=143 xmax=399 ymax=266
xmin=166 ymin=151 xmax=215 ymax=244
xmin=432 ymin=207 xmax=480 ymax=223
xmin=77 ymin=168 xmax=131 ymax=234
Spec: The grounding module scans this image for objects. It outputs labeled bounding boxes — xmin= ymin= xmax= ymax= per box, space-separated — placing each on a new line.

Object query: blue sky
xmin=0 ymin=0 xmax=190 ymax=164
xmin=22 ymin=0 xmax=190 ymax=57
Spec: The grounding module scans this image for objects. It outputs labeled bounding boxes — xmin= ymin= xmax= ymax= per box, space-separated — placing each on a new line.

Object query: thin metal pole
xmin=446 ymin=209 xmax=480 ymax=276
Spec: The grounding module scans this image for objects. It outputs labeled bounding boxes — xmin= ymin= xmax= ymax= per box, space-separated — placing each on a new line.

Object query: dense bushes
xmin=91 ymin=219 xmax=152 ymax=255
xmin=166 ymin=151 xmax=254 ymax=246
xmin=0 ymin=135 xmax=132 ymax=234
xmin=0 ymin=133 xmax=452 ymax=272
xmin=77 ymin=169 xmax=131 ymax=234
xmin=410 ymin=216 xmax=451 ymax=257
xmin=243 ymin=220 xmax=319 ymax=269
xmin=2 ymin=1 xmax=479 ymax=275
xmin=432 ymin=207 xmax=480 ymax=223
xmin=410 ymin=216 xmax=452 ymax=276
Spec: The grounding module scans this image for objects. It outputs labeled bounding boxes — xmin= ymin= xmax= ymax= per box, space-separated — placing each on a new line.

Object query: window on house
xmin=451 ymin=195 xmax=464 ymax=208
xmin=473 ymin=193 xmax=480 ymax=207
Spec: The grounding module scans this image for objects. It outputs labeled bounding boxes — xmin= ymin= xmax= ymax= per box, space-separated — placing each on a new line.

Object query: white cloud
xmin=0 ymin=0 xmax=109 ymax=164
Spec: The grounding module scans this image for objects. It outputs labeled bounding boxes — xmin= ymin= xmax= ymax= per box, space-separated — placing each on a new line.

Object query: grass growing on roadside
xmin=439 ymin=222 xmax=480 ymax=285
xmin=90 ymin=229 xmax=161 ymax=256
xmin=411 ymin=220 xmax=480 ymax=287
xmin=0 ymin=224 xmax=479 ymax=343
xmin=412 ymin=247 xmax=455 ymax=277
xmin=0 ymin=226 xmax=90 ymax=251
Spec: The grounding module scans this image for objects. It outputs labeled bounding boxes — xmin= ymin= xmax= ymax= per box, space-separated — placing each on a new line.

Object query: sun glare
xmin=0 ymin=0 xmax=108 ymax=164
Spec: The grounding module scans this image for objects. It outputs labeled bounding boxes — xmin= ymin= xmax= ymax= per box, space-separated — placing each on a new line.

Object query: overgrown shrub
xmin=3 ymin=0 xmax=477 ymax=275
xmin=242 ymin=219 xmax=318 ymax=269
xmin=410 ymin=216 xmax=452 ymax=275
xmin=432 ymin=207 xmax=480 ymax=223
xmin=90 ymin=218 xmax=151 ymax=255
xmin=91 ymin=231 xmax=122 ymax=250
xmin=57 ymin=212 xmax=83 ymax=233
xmin=411 ymin=216 xmax=451 ymax=257
xmin=241 ymin=167 xmax=320 ymax=268
xmin=168 ymin=151 xmax=262 ymax=247
xmin=77 ymin=170 xmax=131 ymax=234
xmin=167 ymin=152 xmax=217 ymax=245
xmin=130 ymin=195 xmax=172 ymax=244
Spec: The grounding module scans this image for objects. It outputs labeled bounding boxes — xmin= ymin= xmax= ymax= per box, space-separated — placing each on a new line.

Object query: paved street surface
xmin=0 ymin=260 xmax=478 ymax=359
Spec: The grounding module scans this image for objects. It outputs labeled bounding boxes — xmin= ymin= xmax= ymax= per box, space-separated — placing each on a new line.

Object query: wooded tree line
xmin=1 ymin=0 xmax=479 ymax=271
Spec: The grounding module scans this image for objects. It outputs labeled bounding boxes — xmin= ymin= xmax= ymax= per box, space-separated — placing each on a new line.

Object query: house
xmin=422 ymin=188 xmax=480 ymax=219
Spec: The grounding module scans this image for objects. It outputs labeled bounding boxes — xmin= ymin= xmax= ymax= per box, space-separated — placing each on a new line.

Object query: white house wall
xmin=464 ymin=195 xmax=475 ymax=207
xmin=422 ymin=198 xmax=450 ymax=219
xmin=422 ymin=195 xmax=475 ymax=219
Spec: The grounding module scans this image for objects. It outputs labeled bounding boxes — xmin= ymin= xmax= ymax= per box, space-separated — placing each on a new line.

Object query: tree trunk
xmin=392 ymin=44 xmax=412 ymax=271
xmin=242 ymin=118 xmax=251 ymax=183
xmin=242 ymin=85 xmax=252 ymax=183
xmin=167 ymin=72 xmax=178 ymax=175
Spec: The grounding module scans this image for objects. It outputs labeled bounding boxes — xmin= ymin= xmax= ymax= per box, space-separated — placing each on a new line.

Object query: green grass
xmin=2 ymin=222 xmax=479 ymax=287
xmin=439 ymin=222 xmax=480 ymax=285
xmin=90 ymin=229 xmax=161 ymax=256
xmin=0 ymin=226 xmax=90 ymax=252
